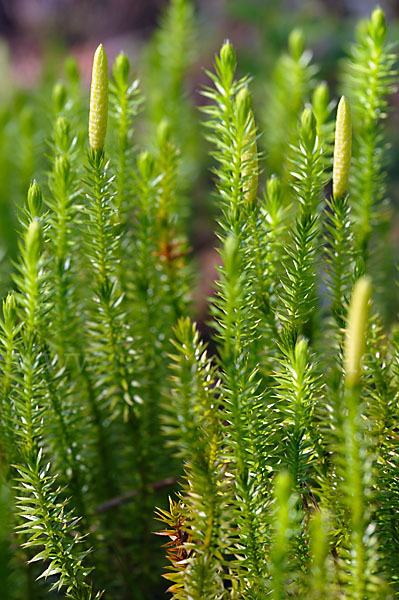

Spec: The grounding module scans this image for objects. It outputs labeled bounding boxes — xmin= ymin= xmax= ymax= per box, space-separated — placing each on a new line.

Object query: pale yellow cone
xmin=333 ymin=96 xmax=352 ymax=198
xmin=89 ymin=44 xmax=109 ymax=151
xmin=344 ymin=276 xmax=372 ymax=386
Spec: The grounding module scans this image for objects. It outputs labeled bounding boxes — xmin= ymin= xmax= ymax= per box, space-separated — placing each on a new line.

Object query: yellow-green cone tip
xmin=333 ymin=96 xmax=352 ymax=198
xmin=344 ymin=276 xmax=372 ymax=387
xmin=89 ymin=43 xmax=109 ymax=151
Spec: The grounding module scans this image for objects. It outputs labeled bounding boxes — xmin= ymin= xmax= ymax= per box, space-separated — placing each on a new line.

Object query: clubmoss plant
xmin=341 ymin=8 xmax=397 ymax=262
xmin=325 ymin=95 xmax=356 ymax=340
xmin=0 ymin=4 xmax=398 ymax=600
xmin=336 ymin=277 xmax=383 ymax=597
xmin=262 ymin=27 xmax=318 ymax=192
xmin=312 ymin=81 xmax=334 ymax=162
xmin=162 ymin=9 xmax=398 ymax=598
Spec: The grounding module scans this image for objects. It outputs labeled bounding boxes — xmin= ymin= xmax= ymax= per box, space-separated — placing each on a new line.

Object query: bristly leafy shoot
xmin=341 ymin=8 xmax=398 ymax=261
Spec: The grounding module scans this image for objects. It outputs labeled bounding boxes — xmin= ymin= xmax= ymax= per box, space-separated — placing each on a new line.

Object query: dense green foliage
xmin=0 ymin=1 xmax=398 ymax=599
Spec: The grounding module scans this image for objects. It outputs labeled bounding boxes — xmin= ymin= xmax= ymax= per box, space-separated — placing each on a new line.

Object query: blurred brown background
xmin=0 ymin=0 xmax=398 ymax=86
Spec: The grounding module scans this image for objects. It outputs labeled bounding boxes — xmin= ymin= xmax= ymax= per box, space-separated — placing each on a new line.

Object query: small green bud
xmin=312 ymin=82 xmax=330 ymax=124
xmin=64 ymin=56 xmax=80 ymax=83
xmin=235 ymin=86 xmax=251 ymax=126
xmin=300 ymin=106 xmax=317 ymax=153
xmin=266 ymin=175 xmax=281 ymax=202
xmin=294 ymin=338 xmax=309 ymax=371
xmin=138 ymin=151 xmax=154 ymax=180
xmin=369 ymin=8 xmax=387 ymax=47
xmin=3 ymin=292 xmax=16 ymax=327
xmin=354 ymin=18 xmax=368 ymax=43
xmin=89 ymin=43 xmax=109 ymax=151
xmin=288 ymin=28 xmax=304 ymax=61
xmin=113 ymin=52 xmax=130 ymax=85
xmin=156 ymin=118 xmax=172 ymax=146
xmin=220 ymin=39 xmax=236 ymax=73
xmin=344 ymin=276 xmax=372 ymax=387
xmin=54 ymin=115 xmax=70 ymax=151
xmin=27 ymin=181 xmax=42 ymax=217
xmin=52 ymin=81 xmax=67 ymax=113
xmin=54 ymin=155 xmax=70 ymax=180
xmin=333 ymin=96 xmax=352 ymax=198
xmin=25 ymin=219 xmax=43 ymax=261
